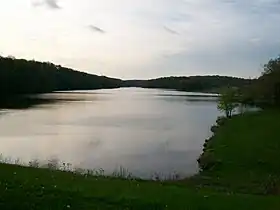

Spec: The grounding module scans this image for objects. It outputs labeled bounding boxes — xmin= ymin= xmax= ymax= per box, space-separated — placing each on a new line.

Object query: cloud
xmin=31 ymin=0 xmax=61 ymax=9
xmin=3 ymin=0 xmax=280 ymax=79
xmin=163 ymin=26 xmax=179 ymax=35
xmin=31 ymin=1 xmax=43 ymax=7
xmin=45 ymin=0 xmax=60 ymax=9
xmin=249 ymin=38 xmax=261 ymax=44
xmin=88 ymin=25 xmax=106 ymax=33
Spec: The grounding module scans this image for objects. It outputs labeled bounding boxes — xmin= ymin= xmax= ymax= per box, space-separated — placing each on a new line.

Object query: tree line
xmin=0 ymin=56 xmax=122 ymax=97
xmin=218 ymin=55 xmax=280 ymax=117
xmin=1 ymin=55 xmax=254 ymax=98
xmin=244 ymin=56 xmax=280 ymax=107
xmin=124 ymin=76 xmax=252 ymax=93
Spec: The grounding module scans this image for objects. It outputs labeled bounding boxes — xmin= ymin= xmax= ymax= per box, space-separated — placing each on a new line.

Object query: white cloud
xmin=0 ymin=0 xmax=279 ymax=78
xmin=31 ymin=0 xmax=61 ymax=9
xmin=88 ymin=25 xmax=106 ymax=33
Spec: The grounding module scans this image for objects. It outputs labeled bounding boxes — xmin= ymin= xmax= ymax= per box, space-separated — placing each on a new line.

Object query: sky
xmin=0 ymin=0 xmax=280 ymax=79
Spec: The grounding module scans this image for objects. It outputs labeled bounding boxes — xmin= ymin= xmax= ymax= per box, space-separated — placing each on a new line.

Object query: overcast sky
xmin=1 ymin=0 xmax=280 ymax=79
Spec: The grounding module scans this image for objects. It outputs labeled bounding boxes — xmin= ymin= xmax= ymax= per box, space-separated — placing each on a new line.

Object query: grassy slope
xmin=1 ymin=164 xmax=280 ymax=210
xmin=195 ymin=110 xmax=280 ymax=194
xmin=1 ymin=110 xmax=280 ymax=209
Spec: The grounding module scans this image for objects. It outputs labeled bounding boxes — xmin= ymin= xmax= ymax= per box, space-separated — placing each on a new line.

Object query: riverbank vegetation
xmin=193 ymin=54 xmax=280 ymax=206
xmin=1 ymin=147 xmax=280 ymax=210
xmin=196 ymin=110 xmax=280 ymax=195
xmin=217 ymin=87 xmax=239 ymax=118
xmin=240 ymin=56 xmax=280 ymax=108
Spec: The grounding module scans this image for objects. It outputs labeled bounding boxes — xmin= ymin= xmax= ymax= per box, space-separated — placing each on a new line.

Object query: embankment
xmin=196 ymin=110 xmax=280 ymax=195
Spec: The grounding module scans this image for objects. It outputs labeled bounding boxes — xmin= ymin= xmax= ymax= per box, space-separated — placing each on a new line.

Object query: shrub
xmin=216 ymin=116 xmax=227 ymax=126
xmin=197 ymin=151 xmax=219 ymax=171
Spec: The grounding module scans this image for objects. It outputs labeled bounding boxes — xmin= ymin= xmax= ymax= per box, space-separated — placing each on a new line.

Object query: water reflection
xmin=0 ymin=96 xmax=58 ymax=109
xmin=0 ymin=88 xmax=219 ymax=179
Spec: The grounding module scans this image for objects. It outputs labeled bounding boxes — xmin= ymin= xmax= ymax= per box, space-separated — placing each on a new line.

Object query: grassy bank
xmin=1 ymin=110 xmax=280 ymax=209
xmin=196 ymin=110 xmax=280 ymax=195
xmin=1 ymin=164 xmax=280 ymax=210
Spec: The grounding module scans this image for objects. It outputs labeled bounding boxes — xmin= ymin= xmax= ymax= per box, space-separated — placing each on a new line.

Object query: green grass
xmin=1 ymin=110 xmax=280 ymax=209
xmin=1 ymin=164 xmax=280 ymax=210
xmin=196 ymin=110 xmax=280 ymax=194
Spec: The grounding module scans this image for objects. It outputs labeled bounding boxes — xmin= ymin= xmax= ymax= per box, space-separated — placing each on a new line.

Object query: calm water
xmin=0 ymin=88 xmax=220 ymax=179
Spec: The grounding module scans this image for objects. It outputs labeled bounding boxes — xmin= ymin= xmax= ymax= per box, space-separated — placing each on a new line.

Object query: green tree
xmin=242 ymin=55 xmax=280 ymax=108
xmin=0 ymin=55 xmax=122 ymax=98
xmin=217 ymin=87 xmax=238 ymax=118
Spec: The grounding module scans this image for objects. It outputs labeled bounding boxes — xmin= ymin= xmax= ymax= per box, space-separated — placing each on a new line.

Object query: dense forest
xmin=124 ymin=76 xmax=253 ymax=93
xmin=0 ymin=56 xmax=122 ymax=97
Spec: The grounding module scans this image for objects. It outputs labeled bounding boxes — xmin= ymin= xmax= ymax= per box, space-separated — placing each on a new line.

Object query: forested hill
xmin=123 ymin=76 xmax=253 ymax=93
xmin=0 ymin=56 xmax=253 ymax=96
xmin=0 ymin=56 xmax=122 ymax=96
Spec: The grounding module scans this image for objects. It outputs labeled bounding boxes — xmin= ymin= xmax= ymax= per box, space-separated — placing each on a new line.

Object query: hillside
xmin=0 ymin=56 xmax=122 ymax=96
xmin=123 ymin=76 xmax=253 ymax=93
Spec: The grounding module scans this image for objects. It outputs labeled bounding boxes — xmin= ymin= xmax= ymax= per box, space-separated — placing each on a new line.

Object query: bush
xmin=210 ymin=125 xmax=219 ymax=133
xmin=197 ymin=151 xmax=220 ymax=171
xmin=216 ymin=116 xmax=227 ymax=126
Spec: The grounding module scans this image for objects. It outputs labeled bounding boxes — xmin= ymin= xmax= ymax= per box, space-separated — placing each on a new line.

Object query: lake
xmin=0 ymin=88 xmax=220 ymax=179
